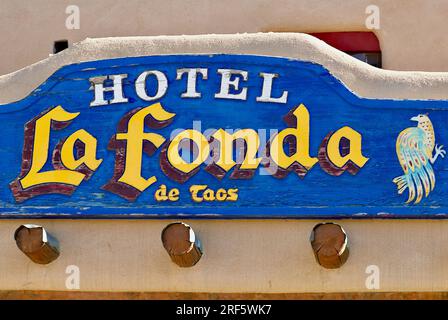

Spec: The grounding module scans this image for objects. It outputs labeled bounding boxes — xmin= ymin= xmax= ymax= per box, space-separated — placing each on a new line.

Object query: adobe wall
xmin=0 ymin=33 xmax=447 ymax=293
xmin=0 ymin=0 xmax=447 ymax=75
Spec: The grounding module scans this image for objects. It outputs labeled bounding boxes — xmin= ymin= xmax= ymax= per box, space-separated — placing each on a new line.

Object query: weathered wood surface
xmin=162 ymin=222 xmax=202 ymax=267
xmin=14 ymin=224 xmax=60 ymax=264
xmin=310 ymin=223 xmax=349 ymax=269
xmin=1 ymin=290 xmax=448 ymax=300
xmin=0 ymin=54 xmax=447 ymax=218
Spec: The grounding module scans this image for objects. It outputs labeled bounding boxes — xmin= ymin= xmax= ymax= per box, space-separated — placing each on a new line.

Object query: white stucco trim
xmin=1 ymin=33 xmax=448 ymax=105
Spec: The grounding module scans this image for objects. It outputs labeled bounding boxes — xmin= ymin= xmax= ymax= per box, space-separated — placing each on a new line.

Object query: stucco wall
xmin=0 ymin=0 xmax=447 ymax=76
xmin=2 ymin=219 xmax=448 ymax=293
xmin=0 ymin=33 xmax=448 ymax=293
xmin=2 ymin=33 xmax=448 ymax=105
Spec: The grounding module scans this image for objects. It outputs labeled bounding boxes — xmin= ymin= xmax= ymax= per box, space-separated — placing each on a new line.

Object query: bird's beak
xmin=411 ymin=116 xmax=419 ymax=121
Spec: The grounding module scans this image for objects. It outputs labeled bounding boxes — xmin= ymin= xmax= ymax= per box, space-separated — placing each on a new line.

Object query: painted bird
xmin=393 ymin=114 xmax=445 ymax=204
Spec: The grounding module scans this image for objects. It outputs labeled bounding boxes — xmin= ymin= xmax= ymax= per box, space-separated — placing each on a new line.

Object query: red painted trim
xmin=309 ymin=32 xmax=380 ymax=53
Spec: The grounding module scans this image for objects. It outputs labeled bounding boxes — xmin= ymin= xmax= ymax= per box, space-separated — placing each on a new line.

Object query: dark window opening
xmin=53 ymin=40 xmax=69 ymax=54
xmin=309 ymin=32 xmax=382 ymax=68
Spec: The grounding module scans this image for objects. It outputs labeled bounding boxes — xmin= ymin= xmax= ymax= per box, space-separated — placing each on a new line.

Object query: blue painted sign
xmin=1 ymin=54 xmax=448 ymax=218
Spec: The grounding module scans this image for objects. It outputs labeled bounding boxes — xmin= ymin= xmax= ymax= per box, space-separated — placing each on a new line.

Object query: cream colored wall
xmin=0 ymin=0 xmax=447 ymax=75
xmin=0 ymin=12 xmax=448 ymax=293
xmin=2 ymin=219 xmax=448 ymax=293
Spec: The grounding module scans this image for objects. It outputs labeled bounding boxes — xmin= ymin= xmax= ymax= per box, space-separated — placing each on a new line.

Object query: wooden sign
xmin=1 ymin=54 xmax=447 ymax=218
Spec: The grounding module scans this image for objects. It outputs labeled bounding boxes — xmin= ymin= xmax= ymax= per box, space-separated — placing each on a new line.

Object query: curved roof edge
xmin=0 ymin=32 xmax=447 ymax=104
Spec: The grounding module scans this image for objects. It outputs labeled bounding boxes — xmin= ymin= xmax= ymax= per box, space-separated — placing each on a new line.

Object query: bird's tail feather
xmin=393 ymin=174 xmax=409 ymax=194
xmin=409 ymin=171 xmax=424 ymax=204
xmin=393 ymin=174 xmax=416 ymax=203
xmin=393 ymin=171 xmax=429 ymax=204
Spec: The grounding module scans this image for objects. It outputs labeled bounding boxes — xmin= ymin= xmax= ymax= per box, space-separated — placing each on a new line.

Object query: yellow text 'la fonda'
xmin=11 ymin=103 xmax=368 ymax=202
